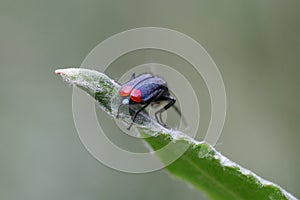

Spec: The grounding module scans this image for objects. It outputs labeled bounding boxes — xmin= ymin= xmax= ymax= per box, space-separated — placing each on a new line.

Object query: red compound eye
xmin=130 ymin=89 xmax=142 ymax=102
xmin=119 ymin=85 xmax=132 ymax=97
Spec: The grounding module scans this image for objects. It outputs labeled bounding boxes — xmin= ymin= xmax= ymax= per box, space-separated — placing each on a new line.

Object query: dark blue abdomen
xmin=135 ymin=77 xmax=168 ymax=102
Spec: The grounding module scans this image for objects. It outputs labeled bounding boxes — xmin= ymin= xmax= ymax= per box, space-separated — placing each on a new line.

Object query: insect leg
xmin=127 ymin=102 xmax=152 ymax=130
xmin=155 ymin=96 xmax=187 ymax=128
xmin=154 ymin=96 xmax=176 ymax=127
xmin=171 ymin=104 xmax=187 ymax=127
xmin=116 ymin=104 xmax=123 ymax=118
xmin=127 ymin=89 xmax=165 ymax=130
xmin=129 ymin=72 xmax=136 ymax=81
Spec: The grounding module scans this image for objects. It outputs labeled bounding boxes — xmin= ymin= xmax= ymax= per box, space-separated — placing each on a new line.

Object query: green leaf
xmin=55 ymin=68 xmax=297 ymax=200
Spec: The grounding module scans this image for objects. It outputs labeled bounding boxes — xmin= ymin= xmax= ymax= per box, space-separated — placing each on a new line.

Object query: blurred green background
xmin=0 ymin=0 xmax=299 ymax=199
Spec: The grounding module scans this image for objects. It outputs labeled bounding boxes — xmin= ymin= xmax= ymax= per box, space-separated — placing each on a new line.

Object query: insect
xmin=117 ymin=73 xmax=185 ymax=130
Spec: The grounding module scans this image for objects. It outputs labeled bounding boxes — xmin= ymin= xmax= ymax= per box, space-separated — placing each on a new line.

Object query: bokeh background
xmin=0 ymin=0 xmax=299 ymax=199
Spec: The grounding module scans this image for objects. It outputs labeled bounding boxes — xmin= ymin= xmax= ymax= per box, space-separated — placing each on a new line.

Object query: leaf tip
xmin=55 ymin=68 xmax=64 ymax=75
